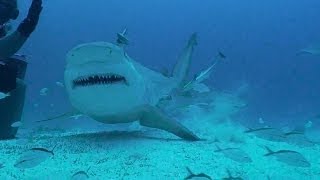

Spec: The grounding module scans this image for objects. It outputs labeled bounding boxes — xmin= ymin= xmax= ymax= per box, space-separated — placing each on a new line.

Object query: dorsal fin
xmin=172 ymin=33 xmax=197 ymax=86
xmin=215 ymin=144 xmax=222 ymax=152
xmin=264 ymin=146 xmax=274 ymax=155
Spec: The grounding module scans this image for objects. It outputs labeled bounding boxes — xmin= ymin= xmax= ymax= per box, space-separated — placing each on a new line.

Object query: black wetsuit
xmin=0 ymin=0 xmax=42 ymax=139
xmin=0 ymin=55 xmax=27 ymax=139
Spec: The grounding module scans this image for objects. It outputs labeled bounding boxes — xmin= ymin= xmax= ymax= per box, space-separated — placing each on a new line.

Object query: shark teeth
xmin=72 ymin=73 xmax=127 ymax=88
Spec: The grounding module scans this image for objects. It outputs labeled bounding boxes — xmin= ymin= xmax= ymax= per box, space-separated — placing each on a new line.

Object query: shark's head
xmin=64 ymin=42 xmax=145 ymax=117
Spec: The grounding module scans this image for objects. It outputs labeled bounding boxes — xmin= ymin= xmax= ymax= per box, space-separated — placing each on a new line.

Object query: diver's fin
xmin=138 ymin=105 xmax=200 ymax=141
xmin=172 ymin=33 xmax=197 ymax=86
xmin=36 ymin=111 xmax=80 ymax=123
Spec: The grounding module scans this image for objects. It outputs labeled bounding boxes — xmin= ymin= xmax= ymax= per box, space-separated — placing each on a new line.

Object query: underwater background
xmin=1 ymin=0 xmax=320 ymax=179
xmin=20 ymin=0 xmax=320 ymax=126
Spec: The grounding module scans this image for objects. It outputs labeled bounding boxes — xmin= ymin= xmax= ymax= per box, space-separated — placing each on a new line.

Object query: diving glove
xmin=17 ymin=0 xmax=43 ymax=37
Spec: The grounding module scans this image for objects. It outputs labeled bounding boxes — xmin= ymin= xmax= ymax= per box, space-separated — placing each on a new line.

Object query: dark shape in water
xmin=71 ymin=171 xmax=89 ymax=180
xmin=313 ymin=114 xmax=320 ymax=119
xmin=0 ymin=163 xmax=4 ymax=169
xmin=116 ymin=28 xmax=129 ymax=46
xmin=284 ymin=131 xmax=315 ymax=147
xmin=244 ymin=127 xmax=286 ymax=142
xmin=36 ymin=111 xmax=79 ymax=123
xmin=184 ymin=167 xmax=212 ymax=180
xmin=218 ymin=51 xmax=226 ymax=59
xmin=214 ymin=145 xmax=252 ymax=163
xmin=264 ymin=147 xmax=311 ymax=167
xmin=160 ymin=67 xmax=170 ymax=77
xmin=284 ymin=131 xmax=304 ymax=136
xmin=222 ymin=169 xmax=243 ymax=180
xmin=244 ymin=127 xmax=275 ymax=133
xmin=297 ymin=44 xmax=320 ymax=56
xmin=14 ymin=145 xmax=56 ymax=169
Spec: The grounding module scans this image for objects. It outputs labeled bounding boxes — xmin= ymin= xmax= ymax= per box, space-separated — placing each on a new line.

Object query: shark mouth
xmin=72 ymin=73 xmax=127 ymax=89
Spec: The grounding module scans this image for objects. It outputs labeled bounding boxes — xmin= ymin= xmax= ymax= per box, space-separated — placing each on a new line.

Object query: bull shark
xmin=62 ymin=32 xmax=200 ymax=141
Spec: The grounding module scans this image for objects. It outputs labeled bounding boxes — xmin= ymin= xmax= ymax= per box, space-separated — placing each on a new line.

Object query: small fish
xmin=264 ymin=147 xmax=311 ymax=167
xmin=244 ymin=127 xmax=286 ymax=142
xmin=40 ymin=88 xmax=49 ymax=96
xmin=284 ymin=132 xmax=315 ymax=147
xmin=183 ymin=60 xmax=219 ymax=92
xmin=117 ymin=28 xmax=129 ymax=46
xmin=244 ymin=127 xmax=274 ymax=133
xmin=284 ymin=131 xmax=304 ymax=136
xmin=222 ymin=169 xmax=243 ymax=180
xmin=14 ymin=145 xmax=56 ymax=169
xmin=30 ymin=147 xmax=55 ymax=156
xmin=71 ymin=170 xmax=89 ymax=180
xmin=184 ymin=167 xmax=212 ymax=180
xmin=297 ymin=44 xmax=320 ymax=55
xmin=11 ymin=121 xmax=23 ymax=128
xmin=55 ymin=81 xmax=64 ymax=87
xmin=70 ymin=114 xmax=83 ymax=120
xmin=304 ymin=120 xmax=313 ymax=128
xmin=194 ymin=62 xmax=218 ymax=83
xmin=214 ymin=145 xmax=252 ymax=163
xmin=192 ymin=83 xmax=210 ymax=93
xmin=218 ymin=51 xmax=226 ymax=59
xmin=258 ymin=117 xmax=265 ymax=124
xmin=72 ymin=167 xmax=90 ymax=180
xmin=0 ymin=92 xmax=10 ymax=99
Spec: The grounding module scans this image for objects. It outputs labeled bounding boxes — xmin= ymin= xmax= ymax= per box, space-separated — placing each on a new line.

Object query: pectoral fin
xmin=138 ymin=105 xmax=200 ymax=141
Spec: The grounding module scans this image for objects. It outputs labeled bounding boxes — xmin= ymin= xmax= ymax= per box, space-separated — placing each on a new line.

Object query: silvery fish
xmin=214 ymin=145 xmax=252 ymax=163
xmin=183 ymin=60 xmax=219 ymax=92
xmin=184 ymin=167 xmax=212 ymax=180
xmin=264 ymin=147 xmax=311 ymax=167
xmin=14 ymin=146 xmax=56 ymax=169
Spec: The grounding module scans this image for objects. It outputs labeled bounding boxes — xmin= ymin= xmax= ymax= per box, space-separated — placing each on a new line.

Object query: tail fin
xmin=214 ymin=144 xmax=222 ymax=152
xmin=172 ymin=33 xmax=197 ymax=86
xmin=226 ymin=169 xmax=232 ymax=178
xmin=186 ymin=167 xmax=194 ymax=175
xmin=264 ymin=146 xmax=274 ymax=156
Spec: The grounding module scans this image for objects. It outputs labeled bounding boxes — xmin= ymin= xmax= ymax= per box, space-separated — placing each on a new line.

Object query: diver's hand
xmin=17 ymin=0 xmax=43 ymax=37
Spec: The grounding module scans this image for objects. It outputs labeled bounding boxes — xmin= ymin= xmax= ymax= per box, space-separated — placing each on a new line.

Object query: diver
xmin=0 ymin=0 xmax=43 ymax=139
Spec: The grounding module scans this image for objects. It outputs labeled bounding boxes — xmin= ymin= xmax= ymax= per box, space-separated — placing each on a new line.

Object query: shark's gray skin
xmin=64 ymin=33 xmax=200 ymax=141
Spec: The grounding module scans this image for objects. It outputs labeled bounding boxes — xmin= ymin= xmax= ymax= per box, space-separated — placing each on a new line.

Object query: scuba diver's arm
xmin=0 ymin=31 xmax=27 ymax=58
xmin=0 ymin=0 xmax=42 ymax=59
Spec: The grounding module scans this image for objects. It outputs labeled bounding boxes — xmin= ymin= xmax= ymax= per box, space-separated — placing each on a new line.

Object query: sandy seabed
xmin=0 ymin=117 xmax=319 ymax=180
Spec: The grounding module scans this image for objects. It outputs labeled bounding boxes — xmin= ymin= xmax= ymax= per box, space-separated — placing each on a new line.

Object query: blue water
xmin=19 ymin=0 xmax=320 ymax=127
xmin=1 ymin=1 xmax=320 ymax=178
